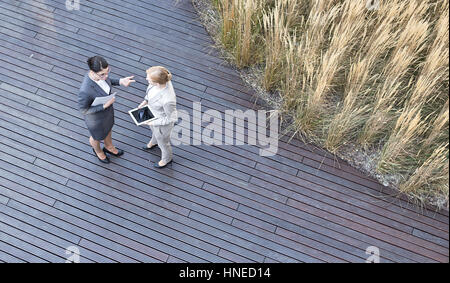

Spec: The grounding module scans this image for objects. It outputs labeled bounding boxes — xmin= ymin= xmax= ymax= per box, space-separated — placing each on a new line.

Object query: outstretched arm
xmin=118 ymin=76 xmax=136 ymax=87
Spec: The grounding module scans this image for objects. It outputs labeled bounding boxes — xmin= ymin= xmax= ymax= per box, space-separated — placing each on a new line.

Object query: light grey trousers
xmin=149 ymin=123 xmax=174 ymax=163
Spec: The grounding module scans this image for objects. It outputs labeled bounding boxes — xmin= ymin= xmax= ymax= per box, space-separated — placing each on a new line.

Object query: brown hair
xmin=146 ymin=66 xmax=172 ymax=84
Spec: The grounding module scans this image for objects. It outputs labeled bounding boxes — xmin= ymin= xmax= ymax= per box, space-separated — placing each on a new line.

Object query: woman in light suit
xmin=78 ymin=56 xmax=135 ymax=163
xmin=138 ymin=66 xmax=178 ymax=169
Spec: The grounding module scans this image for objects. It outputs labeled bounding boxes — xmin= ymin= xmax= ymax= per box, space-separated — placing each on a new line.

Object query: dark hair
xmin=87 ymin=56 xmax=108 ymax=72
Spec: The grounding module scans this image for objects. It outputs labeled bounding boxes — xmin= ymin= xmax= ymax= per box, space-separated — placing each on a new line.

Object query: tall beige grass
xmin=377 ymin=105 xmax=429 ymax=173
xmin=399 ymin=143 xmax=449 ymax=208
xmin=261 ymin=0 xmax=299 ymax=91
xmin=324 ymin=0 xmax=401 ymax=151
xmin=209 ymin=0 xmax=450 ymax=208
xmin=423 ymin=99 xmax=449 ymax=148
xmin=289 ymin=0 xmax=342 ymax=138
xmin=377 ymin=2 xmax=449 ymax=176
xmin=280 ymin=32 xmax=302 ymax=112
xmin=215 ymin=0 xmax=263 ymax=68
xmin=324 ymin=59 xmax=371 ymax=152
xmin=359 ymin=1 xmax=430 ymax=146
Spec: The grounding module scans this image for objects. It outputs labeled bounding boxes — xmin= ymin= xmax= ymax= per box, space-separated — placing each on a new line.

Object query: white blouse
xmin=95 ymin=79 xmax=111 ymax=95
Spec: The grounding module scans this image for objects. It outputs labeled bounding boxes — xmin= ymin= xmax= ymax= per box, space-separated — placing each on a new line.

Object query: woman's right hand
xmin=103 ymin=97 xmax=115 ymax=109
xmin=138 ymin=100 xmax=147 ymax=109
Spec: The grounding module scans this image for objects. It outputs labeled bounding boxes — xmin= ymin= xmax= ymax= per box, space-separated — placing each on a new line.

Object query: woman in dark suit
xmin=78 ymin=56 xmax=135 ymax=163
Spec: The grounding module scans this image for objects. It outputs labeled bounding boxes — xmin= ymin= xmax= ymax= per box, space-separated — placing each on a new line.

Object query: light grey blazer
xmin=145 ymin=81 xmax=178 ymax=127
xmin=78 ymin=73 xmax=120 ymax=140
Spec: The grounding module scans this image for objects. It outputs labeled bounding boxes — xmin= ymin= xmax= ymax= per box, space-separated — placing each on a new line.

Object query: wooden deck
xmin=0 ymin=0 xmax=448 ymax=263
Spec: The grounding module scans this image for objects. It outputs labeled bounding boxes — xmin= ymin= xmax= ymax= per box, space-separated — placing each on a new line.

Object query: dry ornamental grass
xmin=193 ymin=0 xmax=449 ymax=209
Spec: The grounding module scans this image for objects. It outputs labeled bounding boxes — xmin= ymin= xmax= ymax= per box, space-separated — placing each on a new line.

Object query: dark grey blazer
xmin=78 ymin=73 xmax=120 ymax=140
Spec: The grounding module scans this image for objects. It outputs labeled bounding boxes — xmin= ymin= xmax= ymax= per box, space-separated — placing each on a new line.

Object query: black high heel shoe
xmin=103 ymin=147 xmax=124 ymax=157
xmin=93 ymin=149 xmax=110 ymax=163
xmin=154 ymin=159 xmax=173 ymax=169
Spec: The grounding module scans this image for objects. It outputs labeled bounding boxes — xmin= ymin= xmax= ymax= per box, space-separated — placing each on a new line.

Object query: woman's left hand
xmin=120 ymin=76 xmax=136 ymax=87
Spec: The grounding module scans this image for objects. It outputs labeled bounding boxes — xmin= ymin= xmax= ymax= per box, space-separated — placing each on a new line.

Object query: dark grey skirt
xmin=84 ymin=106 xmax=115 ymax=140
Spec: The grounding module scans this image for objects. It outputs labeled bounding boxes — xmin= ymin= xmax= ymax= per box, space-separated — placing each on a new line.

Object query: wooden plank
xmin=0 ymin=177 xmax=56 ymax=207
xmin=0 ymin=141 xmax=36 ymax=164
xmin=115 ymin=0 xmax=206 ymax=30
xmin=6 ymin=198 xmax=165 ymax=263
xmin=251 ymin=179 xmax=442 ymax=262
xmin=189 ymin=211 xmax=318 ymax=263
xmin=0 ymin=84 xmax=31 ymax=105
xmin=0 ymin=228 xmax=65 ymax=262
xmin=283 ymin=136 xmax=448 ymax=218
xmin=0 ymin=146 xmax=225 ymax=264
xmin=60 ymin=178 xmax=292 ymax=264
xmin=204 ymin=87 xmax=262 ymax=109
xmin=0 ymin=93 xmax=446 ymax=264
xmin=293 ymin=164 xmax=450 ymax=235
xmin=0 ymin=45 xmax=53 ymax=71
xmin=0 ymin=56 xmax=80 ymax=94
xmin=18 ymin=0 xmax=247 ymax=86
xmin=0 ymin=204 xmax=109 ymax=263
xmin=0 ymin=239 xmax=44 ymax=263
xmin=412 ymin=228 xmax=449 ymax=249
xmin=18 ymin=0 xmax=56 ymax=13
xmin=0 ymin=103 xmax=268 ymax=227
xmin=18 ymin=1 xmax=114 ymax=40
xmin=64 ymin=180 xmax=223 ymax=257
xmin=166 ymin=256 xmax=187 ymax=263
xmin=2 ymin=80 xmax=446 ymax=264
xmin=0 ymin=72 xmax=39 ymax=94
xmin=302 ymin=157 xmax=383 ymax=190
xmin=82 ymin=0 xmax=210 ymax=43
xmin=251 ymin=162 xmax=449 ymax=240
xmin=214 ymin=177 xmax=416 ymax=262
xmin=0 ymin=0 xmax=447 ymax=264
xmin=275 ymin=227 xmax=400 ymax=264
xmin=285 ymin=198 xmax=447 ymax=262
xmin=263 ymin=257 xmax=281 ymax=263
xmin=0 ymin=97 xmax=60 ymax=126
xmin=0 ymin=249 xmax=26 ymax=263
xmin=254 ymin=160 xmax=449 ymax=235
xmin=77 ymin=239 xmax=138 ymax=263
xmin=231 ymin=219 xmax=357 ymax=263
xmin=0 ymin=150 xmax=68 ymax=187
xmin=0 ymin=213 xmax=97 ymax=263
xmin=0 ymin=120 xmax=235 ymax=226
xmin=0 ymin=3 xmax=78 ymax=33
xmin=0 ymin=19 xmax=37 ymax=38
xmin=251 ymin=166 xmax=415 ymax=233
xmin=97 ymin=0 xmax=208 ymax=36
xmin=239 ymin=203 xmax=428 ymax=263
xmin=218 ymin=249 xmax=257 ymax=263
xmin=0 ymin=126 xmax=262 ymax=264
xmin=0 ymin=195 xmax=9 ymax=205
xmin=0 ymin=207 xmax=81 ymax=249
xmin=53 ymin=200 xmax=223 ymax=262
xmin=0 ymin=26 xmax=86 ymax=62
xmin=205 ymin=181 xmax=398 ymax=262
